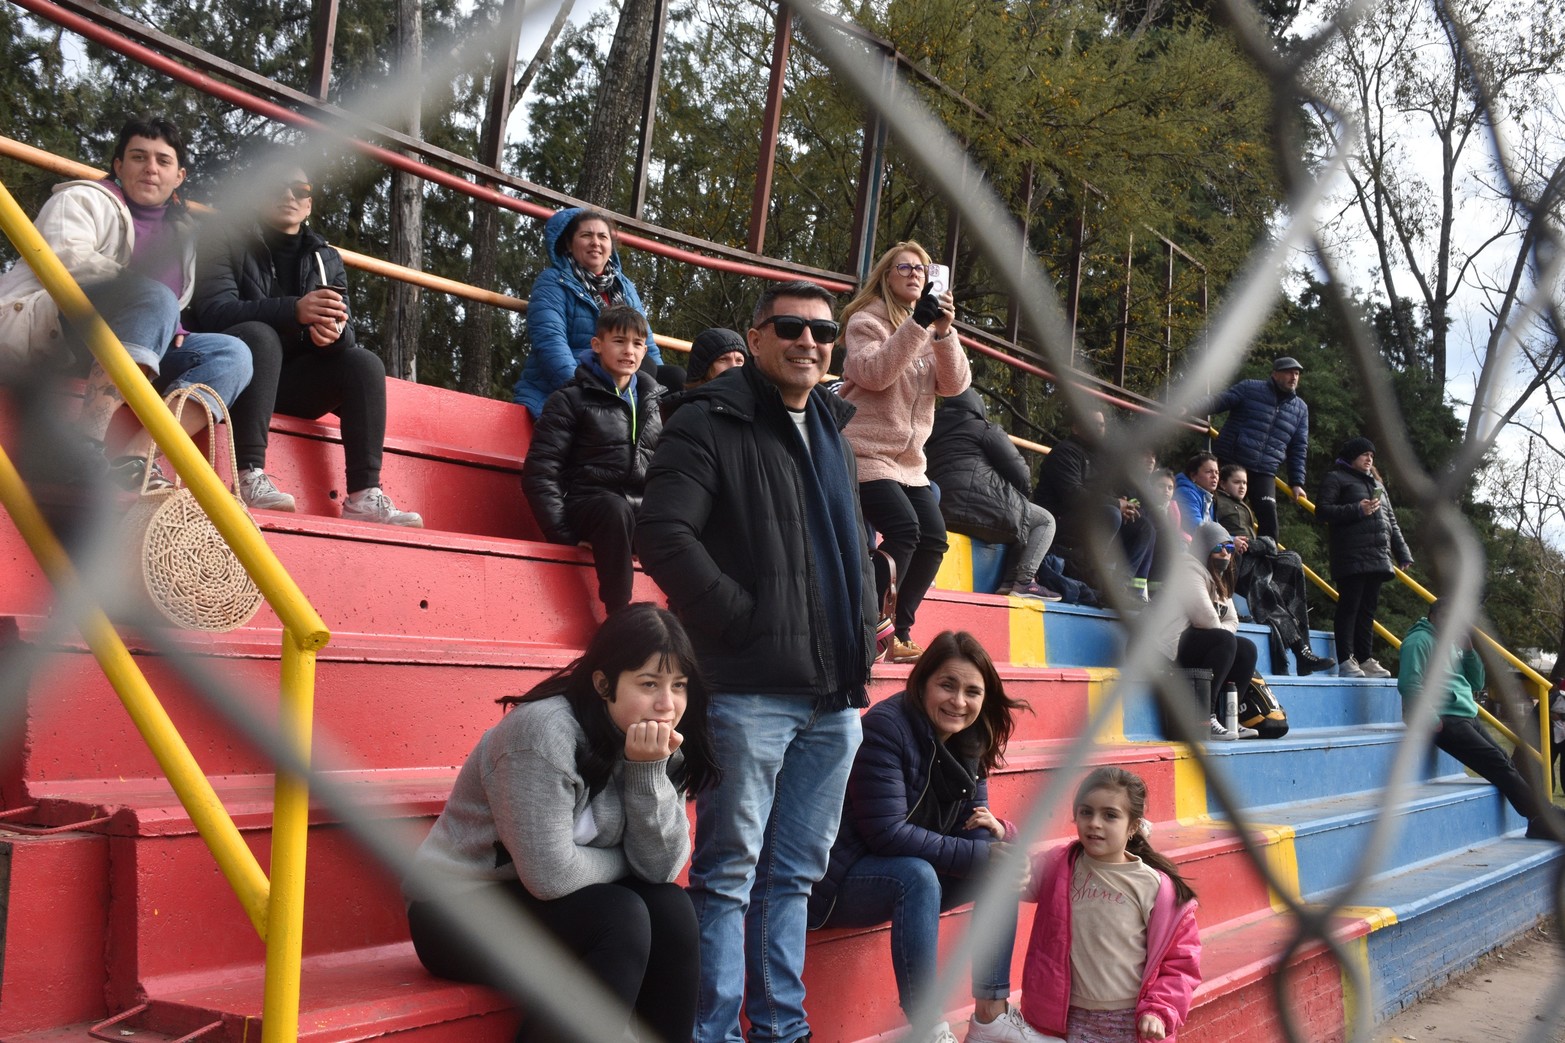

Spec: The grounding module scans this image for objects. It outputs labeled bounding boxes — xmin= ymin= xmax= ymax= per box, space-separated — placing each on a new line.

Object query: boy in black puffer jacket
xmin=523 ymin=305 xmax=664 ymax=614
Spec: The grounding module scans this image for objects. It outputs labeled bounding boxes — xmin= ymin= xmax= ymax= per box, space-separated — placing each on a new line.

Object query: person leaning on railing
xmin=188 ymin=156 xmax=421 ymax=527
xmin=0 ymin=114 xmax=252 ymax=491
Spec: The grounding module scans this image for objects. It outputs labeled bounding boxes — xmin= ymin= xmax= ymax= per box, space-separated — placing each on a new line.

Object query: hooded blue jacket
xmin=512 ymin=207 xmax=660 ymax=416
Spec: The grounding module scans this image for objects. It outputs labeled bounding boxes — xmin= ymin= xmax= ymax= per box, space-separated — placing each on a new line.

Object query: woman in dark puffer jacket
xmin=808 ymin=632 xmax=1050 ymax=1043
xmin=1315 ymin=437 xmax=1412 ymax=678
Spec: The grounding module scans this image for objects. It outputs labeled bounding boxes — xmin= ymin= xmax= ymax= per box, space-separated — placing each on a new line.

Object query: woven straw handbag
xmin=119 ymin=384 xmax=263 ymax=632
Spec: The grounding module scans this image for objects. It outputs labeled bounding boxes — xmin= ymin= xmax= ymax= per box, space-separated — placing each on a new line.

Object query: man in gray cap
xmin=1205 ymin=356 xmax=1309 ymax=540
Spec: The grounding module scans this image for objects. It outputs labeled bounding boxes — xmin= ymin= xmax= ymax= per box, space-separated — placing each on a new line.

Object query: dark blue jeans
xmin=819 ymin=854 xmax=1017 ymax=1019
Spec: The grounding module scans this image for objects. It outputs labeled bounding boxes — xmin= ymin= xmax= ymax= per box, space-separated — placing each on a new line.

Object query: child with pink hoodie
xmin=1020 ymin=767 xmax=1202 ymax=1041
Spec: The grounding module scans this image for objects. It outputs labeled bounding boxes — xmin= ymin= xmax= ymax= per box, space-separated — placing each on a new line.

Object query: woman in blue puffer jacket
xmin=512 ymin=208 xmax=661 ymax=416
xmin=808 ymin=631 xmax=1049 ymax=1043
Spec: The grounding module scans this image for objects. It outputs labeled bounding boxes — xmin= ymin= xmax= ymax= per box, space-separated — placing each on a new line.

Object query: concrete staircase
xmin=0 ymin=377 xmax=1555 ymax=1042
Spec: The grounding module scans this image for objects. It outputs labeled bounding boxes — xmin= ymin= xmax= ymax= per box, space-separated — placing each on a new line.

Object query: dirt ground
xmin=1375 ymin=923 xmax=1565 ymax=1042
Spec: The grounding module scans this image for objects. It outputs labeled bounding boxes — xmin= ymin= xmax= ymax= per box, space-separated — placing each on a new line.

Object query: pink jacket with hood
xmin=1021 ymin=841 xmax=1201 ymax=1040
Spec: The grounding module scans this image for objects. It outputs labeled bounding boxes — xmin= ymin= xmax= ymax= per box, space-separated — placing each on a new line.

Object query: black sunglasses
xmin=757 ymin=315 xmax=839 ymax=343
xmin=278 ymin=181 xmax=313 ymax=201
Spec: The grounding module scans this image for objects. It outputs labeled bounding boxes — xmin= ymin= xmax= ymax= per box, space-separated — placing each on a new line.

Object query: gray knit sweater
xmin=405 ymin=695 xmax=691 ymax=902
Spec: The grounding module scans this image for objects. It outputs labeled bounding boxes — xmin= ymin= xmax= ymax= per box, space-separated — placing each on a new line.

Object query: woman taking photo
xmin=513 ymin=208 xmax=661 ymax=416
xmin=1316 ymin=437 xmax=1412 ymax=678
xmin=809 ymin=631 xmax=1050 ymax=1043
xmin=404 ymin=603 xmax=718 ymax=1042
xmin=841 ymin=242 xmax=971 ymax=662
xmin=1157 ymin=521 xmax=1260 ymax=738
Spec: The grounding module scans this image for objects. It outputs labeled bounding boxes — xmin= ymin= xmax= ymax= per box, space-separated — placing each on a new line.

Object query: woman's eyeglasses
xmin=893 ymin=263 xmax=928 ymax=276
xmin=756 ymin=315 xmax=840 ymax=343
xmin=278 ymin=181 xmax=313 ymax=201
xmin=1214 ymin=542 xmax=1236 ymax=554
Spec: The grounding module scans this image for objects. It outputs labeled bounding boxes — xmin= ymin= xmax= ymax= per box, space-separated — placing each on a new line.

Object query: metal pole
xmin=747 ymin=0 xmax=792 ymax=254
xmin=629 ymin=0 xmax=669 ymax=219
xmin=1114 ymin=232 xmax=1133 ymax=387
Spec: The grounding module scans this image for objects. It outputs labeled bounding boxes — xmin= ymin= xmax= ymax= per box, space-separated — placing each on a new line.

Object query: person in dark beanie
xmin=1203 ymin=356 xmax=1310 ymax=540
xmin=1316 ymin=436 xmax=1412 ymax=677
xmin=685 ymin=327 xmax=748 ymax=388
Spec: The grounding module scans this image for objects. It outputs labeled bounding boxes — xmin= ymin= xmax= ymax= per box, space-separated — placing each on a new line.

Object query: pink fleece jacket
xmin=1020 ymin=841 xmax=1202 ymax=1040
xmin=839 ymin=297 xmax=971 ymax=486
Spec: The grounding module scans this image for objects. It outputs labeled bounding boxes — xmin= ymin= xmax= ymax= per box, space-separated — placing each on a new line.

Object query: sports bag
xmin=1238 ymin=675 xmax=1289 ymax=738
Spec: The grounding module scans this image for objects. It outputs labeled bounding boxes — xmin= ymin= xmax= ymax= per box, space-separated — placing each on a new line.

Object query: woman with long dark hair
xmin=809 ymin=631 xmax=1050 ymax=1043
xmin=404 ymin=604 xmax=718 ymax=1042
xmin=1157 ymin=520 xmax=1260 ymax=738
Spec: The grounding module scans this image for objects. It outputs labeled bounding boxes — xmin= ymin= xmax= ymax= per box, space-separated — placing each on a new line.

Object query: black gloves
xmin=912 ymin=290 xmax=940 ymax=328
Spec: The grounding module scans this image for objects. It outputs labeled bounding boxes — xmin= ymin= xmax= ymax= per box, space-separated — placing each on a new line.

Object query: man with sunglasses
xmin=190 ymin=159 xmax=421 ymax=526
xmin=638 ymin=281 xmax=878 ymax=1043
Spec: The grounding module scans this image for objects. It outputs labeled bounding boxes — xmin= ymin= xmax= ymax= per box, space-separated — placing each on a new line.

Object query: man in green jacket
xmin=1398 ymin=599 xmax=1549 ymax=839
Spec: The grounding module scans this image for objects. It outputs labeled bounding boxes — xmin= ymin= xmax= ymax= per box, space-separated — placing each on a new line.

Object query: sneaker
xmin=1338 ymin=657 xmax=1366 ymax=678
xmin=1209 ymin=715 xmax=1231 ymax=737
xmin=909 ymin=1023 xmax=957 ymax=1043
xmin=237 ymin=467 xmax=297 ymax=512
xmin=1005 ymin=580 xmax=1064 ymax=602
xmin=1359 ymin=657 xmax=1392 ymax=678
xmin=1525 ymin=818 xmax=1557 ymax=841
xmin=109 ymin=454 xmax=172 ymax=493
xmin=967 ymin=1004 xmax=1063 ymax=1042
xmin=1296 ymin=646 xmax=1336 ymax=676
xmin=1235 ymin=722 xmax=1261 ymax=739
xmin=341 ymin=486 xmax=424 ymax=527
xmin=887 ymin=636 xmax=924 ymax=663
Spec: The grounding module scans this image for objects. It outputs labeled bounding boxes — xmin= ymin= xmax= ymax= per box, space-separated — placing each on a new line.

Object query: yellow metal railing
xmin=1272 ymin=476 xmax=1553 ymax=770
xmin=0 ymin=176 xmax=329 ymax=1043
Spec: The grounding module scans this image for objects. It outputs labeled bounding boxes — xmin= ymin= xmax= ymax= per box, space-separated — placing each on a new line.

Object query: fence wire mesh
xmin=0 ymin=0 xmax=1563 ymax=1037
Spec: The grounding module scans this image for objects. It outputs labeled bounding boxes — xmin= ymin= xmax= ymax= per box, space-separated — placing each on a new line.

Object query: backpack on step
xmin=1238 ymin=675 xmax=1289 ymax=738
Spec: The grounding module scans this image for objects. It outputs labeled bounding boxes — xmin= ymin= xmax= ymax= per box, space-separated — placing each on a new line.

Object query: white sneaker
xmin=1359 ymin=657 xmax=1392 ymax=678
xmin=1338 ymin=657 xmax=1365 ymax=678
xmin=1234 ymin=722 xmax=1261 ymax=739
xmin=1209 ymin=715 xmax=1231 ymax=737
xmin=967 ymin=1005 xmax=1065 ymax=1042
xmin=237 ymin=467 xmax=296 ymax=511
xmin=910 ymin=1022 xmax=958 ymax=1043
xmin=342 ymin=486 xmax=423 ymax=527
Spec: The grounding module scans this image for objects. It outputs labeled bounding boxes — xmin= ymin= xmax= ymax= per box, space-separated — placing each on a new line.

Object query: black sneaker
xmin=1296 ymin=647 xmax=1336 ymax=676
xmin=1525 ymin=818 xmax=1557 ymax=841
xmin=109 ymin=455 xmax=173 ymax=494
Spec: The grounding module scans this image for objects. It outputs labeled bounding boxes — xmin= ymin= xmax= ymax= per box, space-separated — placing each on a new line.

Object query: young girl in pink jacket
xmin=1020 ymin=767 xmax=1202 ymax=1042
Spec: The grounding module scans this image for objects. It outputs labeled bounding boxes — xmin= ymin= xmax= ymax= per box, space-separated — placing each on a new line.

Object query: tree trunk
xmin=573 ymin=0 xmax=659 ymax=207
xmin=386 ymin=0 xmax=424 ymax=382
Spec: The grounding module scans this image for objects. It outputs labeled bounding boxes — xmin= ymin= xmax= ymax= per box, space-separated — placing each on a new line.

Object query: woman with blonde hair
xmin=841 ymin=241 xmax=970 ymax=662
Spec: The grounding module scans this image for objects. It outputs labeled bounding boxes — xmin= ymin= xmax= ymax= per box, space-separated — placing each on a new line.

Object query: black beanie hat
xmin=1339 ymin=436 xmax=1375 ymax=461
xmin=687 ymin=328 xmax=747 ymax=382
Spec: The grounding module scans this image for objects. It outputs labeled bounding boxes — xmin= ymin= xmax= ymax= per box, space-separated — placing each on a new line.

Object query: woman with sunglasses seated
xmin=839 ymin=242 xmax=970 ymax=664
xmin=1157 ymin=520 xmax=1260 ymax=738
xmin=190 ymin=159 xmax=421 ymax=525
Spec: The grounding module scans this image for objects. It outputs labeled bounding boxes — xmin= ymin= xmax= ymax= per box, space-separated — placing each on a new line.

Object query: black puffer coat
xmin=636 ymin=363 xmax=878 ymax=701
xmin=521 ymin=367 xmax=664 ymax=544
xmin=926 ymin=389 xmax=1032 ymax=544
xmin=1315 ymin=461 xmax=1412 ymax=580
xmin=808 ymin=691 xmax=998 ymax=929
xmin=191 ymin=222 xmax=355 ymax=353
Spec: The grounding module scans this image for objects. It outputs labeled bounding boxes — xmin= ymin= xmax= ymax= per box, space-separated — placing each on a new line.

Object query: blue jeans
xmin=83 ymin=275 xmax=252 ymax=414
xmin=823 ymin=855 xmax=1017 ymax=1019
xmin=690 ymin=694 xmax=862 ymax=1043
